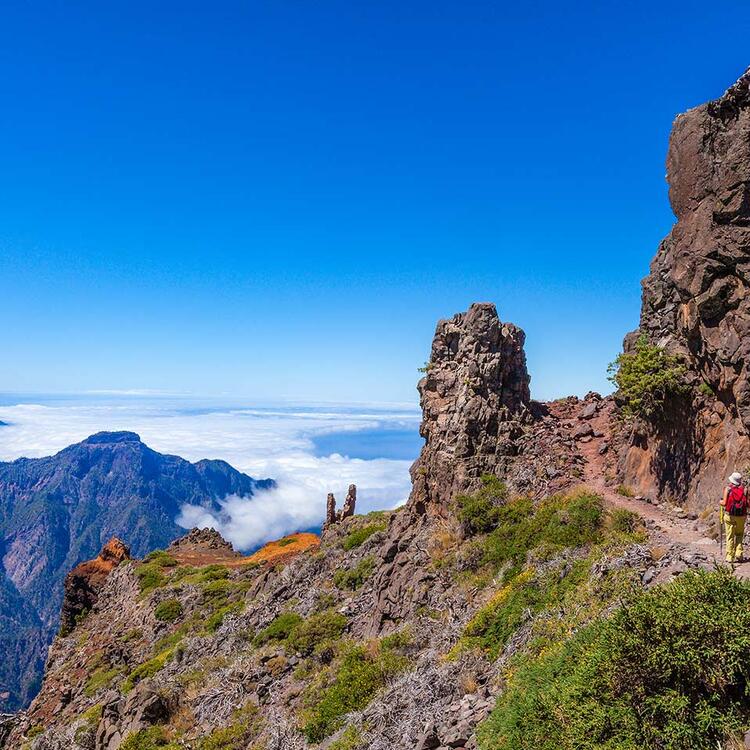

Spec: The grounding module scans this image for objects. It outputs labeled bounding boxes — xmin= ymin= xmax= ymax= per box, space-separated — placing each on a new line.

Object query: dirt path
xmin=560 ymin=400 xmax=750 ymax=579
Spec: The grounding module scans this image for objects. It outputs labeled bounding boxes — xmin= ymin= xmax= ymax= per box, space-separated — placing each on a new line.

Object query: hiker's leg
xmin=725 ymin=516 xmax=737 ymax=562
xmin=737 ymin=516 xmax=746 ymax=561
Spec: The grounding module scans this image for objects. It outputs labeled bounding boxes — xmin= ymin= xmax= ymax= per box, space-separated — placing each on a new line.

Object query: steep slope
xmin=617 ymin=68 xmax=750 ymax=508
xmin=5 ymin=304 xmax=689 ymax=750
xmin=0 ymin=431 xmax=273 ymax=711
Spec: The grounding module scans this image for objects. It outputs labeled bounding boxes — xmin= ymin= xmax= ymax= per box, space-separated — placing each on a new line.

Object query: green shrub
xmin=301 ymin=640 xmax=411 ymax=742
xmin=455 ymin=475 xmax=508 ymax=535
xmin=333 ymin=557 xmax=375 ymax=590
xmin=478 ymin=491 xmax=604 ymax=582
xmin=287 ymin=610 xmax=348 ymax=654
xmin=26 ymin=725 xmax=44 ymax=738
xmin=478 ymin=570 xmax=750 ymax=750
xmin=143 ymin=550 xmax=178 ymax=567
xmin=328 ymin=725 xmax=363 ymax=750
xmin=154 ymin=598 xmax=183 ymax=622
xmin=198 ymin=564 xmax=231 ymax=582
xmin=120 ymin=727 xmax=179 ymax=750
xmin=84 ymin=665 xmax=121 ymax=696
xmin=460 ymin=559 xmax=591 ymax=659
xmin=254 ymin=612 xmax=304 ymax=646
xmin=608 ymin=334 xmax=688 ymax=419
xmin=205 ymin=602 xmax=244 ymax=633
xmin=277 ymin=537 xmax=297 ymax=547
xmin=198 ymin=705 xmax=259 ymax=749
xmin=136 ymin=564 xmax=167 ymax=595
xmin=616 ymin=484 xmax=635 ymax=498
xmin=122 ymin=647 xmax=177 ymax=693
xmin=610 ymin=508 xmax=641 ymax=535
xmin=342 ymin=523 xmax=387 ymax=551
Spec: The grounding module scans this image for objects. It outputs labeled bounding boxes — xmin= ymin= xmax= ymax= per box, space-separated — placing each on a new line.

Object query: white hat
xmin=729 ymin=472 xmax=743 ymax=486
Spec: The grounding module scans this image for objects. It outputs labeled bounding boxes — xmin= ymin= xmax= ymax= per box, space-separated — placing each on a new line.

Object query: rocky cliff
xmin=0 ymin=432 xmax=272 ymax=711
xmin=618 ymin=68 xmax=750 ymax=507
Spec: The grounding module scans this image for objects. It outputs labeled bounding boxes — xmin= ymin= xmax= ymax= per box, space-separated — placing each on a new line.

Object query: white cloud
xmin=0 ymin=398 xmax=420 ymax=551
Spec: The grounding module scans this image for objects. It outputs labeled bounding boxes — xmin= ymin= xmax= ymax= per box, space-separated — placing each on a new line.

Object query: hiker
xmin=721 ymin=472 xmax=748 ymax=564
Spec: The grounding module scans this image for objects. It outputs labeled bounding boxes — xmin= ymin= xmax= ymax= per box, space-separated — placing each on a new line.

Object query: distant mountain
xmin=0 ymin=431 xmax=273 ymax=710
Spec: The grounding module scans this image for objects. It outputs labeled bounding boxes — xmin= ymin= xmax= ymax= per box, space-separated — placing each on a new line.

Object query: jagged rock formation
xmin=409 ymin=302 xmax=532 ymax=512
xmin=323 ymin=484 xmax=357 ymax=529
xmin=0 ymin=431 xmax=272 ymax=711
xmin=618 ymin=68 xmax=750 ymax=507
xmin=60 ymin=539 xmax=130 ymax=634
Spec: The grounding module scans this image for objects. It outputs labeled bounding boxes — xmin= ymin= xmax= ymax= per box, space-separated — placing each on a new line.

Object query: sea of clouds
xmin=0 ymin=395 xmax=421 ymax=550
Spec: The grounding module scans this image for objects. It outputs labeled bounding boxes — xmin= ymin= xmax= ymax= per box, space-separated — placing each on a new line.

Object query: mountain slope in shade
xmin=0 ymin=431 xmax=273 ymax=710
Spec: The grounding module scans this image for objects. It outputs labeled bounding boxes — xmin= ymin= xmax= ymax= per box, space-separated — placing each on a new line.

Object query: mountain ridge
xmin=0 ymin=431 xmax=272 ymax=711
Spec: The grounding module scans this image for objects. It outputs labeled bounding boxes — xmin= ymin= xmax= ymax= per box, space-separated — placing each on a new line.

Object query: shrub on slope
xmin=478 ymin=569 xmax=750 ymax=750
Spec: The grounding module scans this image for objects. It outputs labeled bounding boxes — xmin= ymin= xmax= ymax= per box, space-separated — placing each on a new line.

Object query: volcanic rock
xmin=617 ymin=67 xmax=750 ymax=508
xmin=409 ymin=302 xmax=531 ymax=511
xmin=60 ymin=538 xmax=130 ymax=634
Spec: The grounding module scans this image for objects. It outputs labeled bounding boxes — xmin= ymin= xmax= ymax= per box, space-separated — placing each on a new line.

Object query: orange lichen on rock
xmin=60 ymin=538 xmax=130 ymax=633
xmin=246 ymin=532 xmax=320 ymax=564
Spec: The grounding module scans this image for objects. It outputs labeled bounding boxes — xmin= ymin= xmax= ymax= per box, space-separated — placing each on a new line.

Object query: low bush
xmin=136 ymin=564 xmax=167 ymax=595
xmin=342 ymin=523 xmax=387 ymax=551
xmin=328 ymin=725 xmax=363 ymax=750
xmin=204 ymin=602 xmax=244 ymax=633
xmin=301 ymin=639 xmax=411 ymax=742
xmin=478 ymin=570 xmax=750 ymax=750
xmin=455 ymin=475 xmax=508 ymax=535
xmin=478 ymin=490 xmax=604 ymax=582
xmin=333 ymin=557 xmax=375 ymax=590
xmin=83 ymin=665 xmax=121 ymax=696
xmin=154 ymin=598 xmax=183 ymax=622
xmin=610 ymin=508 xmax=642 ymax=535
xmin=198 ymin=705 xmax=260 ymax=749
xmin=122 ymin=647 xmax=178 ymax=693
xmin=120 ymin=727 xmax=179 ymax=750
xmin=287 ymin=610 xmax=348 ymax=654
xmin=616 ymin=484 xmax=635 ymax=498
xmin=254 ymin=612 xmax=304 ymax=647
xmin=608 ymin=333 xmax=688 ymax=419
xmin=143 ymin=550 xmax=178 ymax=567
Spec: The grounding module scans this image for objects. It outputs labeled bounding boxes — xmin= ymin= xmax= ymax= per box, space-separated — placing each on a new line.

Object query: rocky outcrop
xmin=409 ymin=302 xmax=532 ymax=512
xmin=322 ymin=485 xmax=357 ymax=529
xmin=617 ymin=68 xmax=750 ymax=507
xmin=60 ymin=539 xmax=130 ymax=635
xmin=96 ymin=684 xmax=171 ymax=750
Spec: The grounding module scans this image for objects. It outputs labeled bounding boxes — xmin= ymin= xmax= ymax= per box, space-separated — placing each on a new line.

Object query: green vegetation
xmin=198 ymin=705 xmax=260 ymax=749
xmin=204 ymin=602 xmax=244 ymax=633
xmin=328 ymin=725 xmax=363 ymax=750
xmin=699 ymin=381 xmax=715 ymax=398
xmin=478 ymin=570 xmax=750 ymax=750
xmin=342 ymin=522 xmax=387 ymax=551
xmin=333 ymin=556 xmax=375 ymax=590
xmin=26 ymin=725 xmax=44 ymax=739
xmin=459 ymin=486 xmax=605 ymax=583
xmin=154 ymin=598 xmax=183 ymax=622
xmin=608 ymin=333 xmax=688 ymax=419
xmin=143 ymin=550 xmax=178 ymax=567
xmin=277 ymin=536 xmax=297 ymax=547
xmin=287 ymin=610 xmax=348 ymax=654
xmin=456 ymin=475 xmax=508 ymax=535
xmin=120 ymin=727 xmax=179 ymax=750
xmin=136 ymin=564 xmax=167 ymax=595
xmin=122 ymin=647 xmax=178 ymax=693
xmin=84 ymin=665 xmax=121 ymax=696
xmin=254 ymin=612 xmax=304 ymax=646
xmin=616 ymin=484 xmax=635 ymax=498
xmin=610 ymin=508 xmax=642 ymax=535
xmin=301 ymin=638 xmax=411 ymax=742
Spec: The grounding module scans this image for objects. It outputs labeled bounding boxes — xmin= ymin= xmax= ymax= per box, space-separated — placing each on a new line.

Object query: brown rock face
xmin=619 ymin=68 xmax=750 ymax=506
xmin=409 ymin=302 xmax=531 ymax=511
xmin=60 ymin=538 xmax=130 ymax=634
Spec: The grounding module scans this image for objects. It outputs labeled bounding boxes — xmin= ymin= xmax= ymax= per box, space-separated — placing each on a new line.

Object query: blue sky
xmin=2 ymin=1 xmax=750 ymax=403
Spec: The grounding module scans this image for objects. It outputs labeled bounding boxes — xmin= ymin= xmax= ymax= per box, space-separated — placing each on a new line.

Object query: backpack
xmin=726 ymin=485 xmax=748 ymax=516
